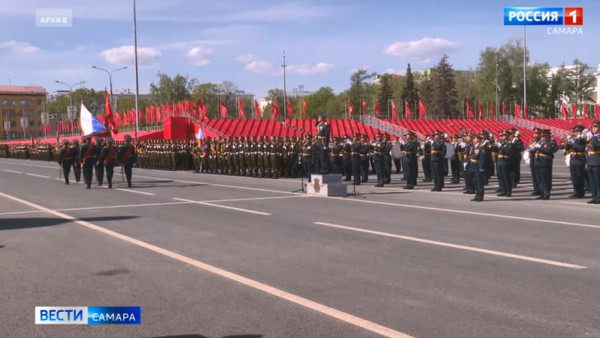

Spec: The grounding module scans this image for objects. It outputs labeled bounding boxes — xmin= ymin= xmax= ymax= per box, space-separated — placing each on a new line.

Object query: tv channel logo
xmin=35 ymin=306 xmax=141 ymax=325
xmin=504 ymin=7 xmax=583 ymax=26
xmin=35 ymin=9 xmax=72 ymax=27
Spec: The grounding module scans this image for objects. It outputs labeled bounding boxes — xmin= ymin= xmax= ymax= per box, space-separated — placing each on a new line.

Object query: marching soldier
xmin=533 ymin=129 xmax=558 ymax=200
xmin=449 ymin=134 xmax=462 ymax=184
xmin=510 ymin=128 xmax=525 ymax=188
xmin=192 ymin=140 xmax=202 ymax=173
xmin=351 ymin=133 xmax=362 ymax=185
xmin=330 ymin=137 xmax=343 ymax=174
xmin=57 ymin=139 xmax=74 ymax=185
xmin=587 ymin=120 xmax=600 ymax=204
xmin=462 ymin=132 xmax=475 ymax=194
xmin=71 ymin=139 xmax=81 ymax=183
xmin=342 ymin=137 xmax=352 ymax=181
xmin=420 ymin=135 xmax=432 ymax=182
xmin=528 ymin=128 xmax=542 ymax=196
xmin=79 ymin=135 xmax=96 ymax=189
xmin=99 ymin=137 xmax=118 ymax=188
xmin=301 ymin=134 xmax=313 ymax=182
xmin=383 ymin=134 xmax=393 ymax=184
xmin=359 ymin=134 xmax=370 ymax=182
xmin=118 ymin=135 xmax=137 ymax=188
xmin=94 ymin=137 xmax=105 ymax=186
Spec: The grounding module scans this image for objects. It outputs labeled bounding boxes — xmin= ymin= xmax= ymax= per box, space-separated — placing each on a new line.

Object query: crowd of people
xmin=1 ymin=119 xmax=599 ymax=204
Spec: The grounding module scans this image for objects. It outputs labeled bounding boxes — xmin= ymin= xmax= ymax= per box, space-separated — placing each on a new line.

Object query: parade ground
xmin=1 ymin=157 xmax=599 ymax=338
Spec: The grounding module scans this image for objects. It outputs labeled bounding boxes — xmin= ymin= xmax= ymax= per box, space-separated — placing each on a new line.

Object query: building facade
xmin=0 ymin=85 xmax=47 ymax=140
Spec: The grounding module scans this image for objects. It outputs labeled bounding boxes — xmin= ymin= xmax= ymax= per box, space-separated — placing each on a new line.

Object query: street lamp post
xmin=92 ymin=65 xmax=128 ymax=98
xmin=55 ymin=80 xmax=85 ymax=136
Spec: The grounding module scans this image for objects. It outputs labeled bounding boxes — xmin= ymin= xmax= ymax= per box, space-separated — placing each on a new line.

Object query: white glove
xmin=535 ymin=144 xmax=541 ymax=149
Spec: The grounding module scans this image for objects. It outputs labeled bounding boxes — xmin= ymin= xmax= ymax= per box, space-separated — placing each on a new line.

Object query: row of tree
xmin=46 ymin=40 xmax=596 ymax=120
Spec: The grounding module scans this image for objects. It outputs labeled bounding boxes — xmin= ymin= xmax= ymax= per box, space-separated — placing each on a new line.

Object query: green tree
xmin=348 ymin=69 xmax=376 ymax=118
xmin=455 ymin=70 xmax=478 ymax=117
xmin=569 ymin=59 xmax=596 ymax=105
xmin=304 ymin=86 xmax=335 ymax=118
xmin=432 ymin=55 xmax=458 ymax=118
xmin=401 ymin=64 xmax=419 ymax=115
xmin=149 ymin=72 xmax=197 ymax=104
xmin=377 ymin=74 xmax=394 ymax=118
xmin=191 ymin=82 xmax=219 ymax=118
xmin=416 ymin=72 xmax=435 ymax=118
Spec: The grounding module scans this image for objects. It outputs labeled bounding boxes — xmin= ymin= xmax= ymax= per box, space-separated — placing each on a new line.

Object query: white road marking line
xmin=314 ymin=222 xmax=586 ymax=270
xmin=0 ymin=191 xmax=411 ymax=338
xmin=3 ymin=169 xmax=22 ymax=174
xmin=172 ymin=197 xmax=271 ymax=216
xmin=203 ymin=195 xmax=306 ymax=203
xmin=114 ymin=188 xmax=156 ymax=196
xmin=0 ymin=161 xmax=56 ymax=169
xmin=308 ymin=195 xmax=600 ymax=230
xmin=0 ymin=210 xmax=44 ymax=216
xmin=136 ymin=174 xmax=295 ymax=195
xmin=25 ymin=173 xmax=49 ymax=179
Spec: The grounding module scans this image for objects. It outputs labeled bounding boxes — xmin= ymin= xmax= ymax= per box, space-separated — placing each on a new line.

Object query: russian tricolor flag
xmin=79 ymin=103 xmax=108 ymax=136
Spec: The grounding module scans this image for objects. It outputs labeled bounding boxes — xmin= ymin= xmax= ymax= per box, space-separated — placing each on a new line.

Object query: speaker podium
xmin=306 ymin=174 xmax=348 ymax=196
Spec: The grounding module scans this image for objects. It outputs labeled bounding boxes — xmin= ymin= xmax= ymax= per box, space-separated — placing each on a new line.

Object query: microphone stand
xmin=292 ymin=154 xmax=305 ymax=193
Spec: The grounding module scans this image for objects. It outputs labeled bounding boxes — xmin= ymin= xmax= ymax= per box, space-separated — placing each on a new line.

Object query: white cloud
xmin=236 ymin=54 xmax=257 ymax=63
xmin=383 ymin=37 xmax=460 ymax=64
xmin=99 ymin=45 xmax=162 ymax=65
xmin=0 ymin=40 xmax=40 ymax=53
xmin=245 ymin=60 xmax=274 ymax=75
xmin=76 ymin=45 xmax=91 ymax=51
xmin=187 ymin=46 xmax=215 ymax=66
xmin=287 ymin=62 xmax=334 ymax=75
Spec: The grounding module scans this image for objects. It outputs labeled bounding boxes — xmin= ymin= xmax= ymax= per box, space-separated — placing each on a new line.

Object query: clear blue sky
xmin=1 ymin=0 xmax=598 ymax=100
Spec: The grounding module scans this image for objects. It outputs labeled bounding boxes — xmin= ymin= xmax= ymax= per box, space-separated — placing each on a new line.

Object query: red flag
xmin=523 ymin=105 xmax=528 ymax=119
xmin=197 ymin=100 xmax=207 ymax=119
xmin=145 ymin=106 xmax=150 ymax=124
xmin=348 ymin=101 xmax=353 ymax=119
xmin=502 ymin=101 xmax=507 ymax=117
xmin=466 ymin=102 xmax=474 ymax=119
xmin=238 ymin=99 xmax=245 ymax=118
xmin=184 ymin=101 xmax=191 ymax=115
xmin=254 ymin=100 xmax=260 ymax=119
xmin=191 ymin=103 xmax=199 ymax=119
xmin=104 ymin=90 xmax=118 ymax=134
xmin=302 ymin=99 xmax=307 ymax=119
xmin=561 ymin=103 xmax=568 ymax=119
xmin=391 ymin=101 xmax=397 ymax=119
xmin=156 ymin=106 xmax=162 ymax=121
xmin=220 ymin=100 xmax=227 ymax=119
xmin=571 ymin=103 xmax=577 ymax=118
xmin=272 ymin=100 xmax=280 ymax=119
xmin=478 ymin=103 xmax=483 ymax=119
xmin=515 ymin=103 xmax=521 ymax=118
xmin=374 ymin=101 xmax=380 ymax=118
xmin=405 ymin=100 xmax=411 ymax=118
xmin=595 ymin=104 xmax=600 ymax=118
xmin=490 ymin=102 xmax=495 ymax=119
xmin=287 ymin=100 xmax=293 ymax=119
xmin=362 ymin=101 xmax=367 ymax=116
xmin=418 ymin=101 xmax=426 ymax=118
xmin=584 ymin=104 xmax=589 ymax=118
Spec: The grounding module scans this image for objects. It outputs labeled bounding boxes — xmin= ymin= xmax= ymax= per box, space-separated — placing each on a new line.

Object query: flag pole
xmin=133 ymin=0 xmax=140 ymax=141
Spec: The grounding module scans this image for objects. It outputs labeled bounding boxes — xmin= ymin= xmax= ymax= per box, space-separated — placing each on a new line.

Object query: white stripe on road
xmin=313 ymin=195 xmax=600 ymax=230
xmin=314 ymin=222 xmax=586 ymax=270
xmin=0 ymin=191 xmax=411 ymax=338
xmin=0 ymin=210 xmax=44 ymax=216
xmin=25 ymin=173 xmax=49 ymax=179
xmin=3 ymin=169 xmax=22 ymax=174
xmin=172 ymin=197 xmax=271 ymax=216
xmin=204 ymin=195 xmax=306 ymax=203
xmin=114 ymin=188 xmax=156 ymax=196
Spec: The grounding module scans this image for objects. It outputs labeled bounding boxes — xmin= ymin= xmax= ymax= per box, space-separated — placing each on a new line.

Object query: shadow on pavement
xmin=0 ymin=215 xmax=138 ymax=231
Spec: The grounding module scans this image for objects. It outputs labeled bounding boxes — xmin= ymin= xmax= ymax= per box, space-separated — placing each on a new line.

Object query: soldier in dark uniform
xmin=565 ymin=124 xmax=587 ymax=198
xmin=421 ymin=135 xmax=432 ymax=182
xmin=469 ymin=133 xmax=487 ymax=202
xmin=373 ymin=133 xmax=386 ymax=187
xmin=528 ymin=128 xmax=541 ymax=196
xmin=342 ymin=137 xmax=352 ymax=181
xmin=533 ymin=129 xmax=558 ymax=200
xmin=301 ymin=134 xmax=313 ymax=182
xmin=350 ymin=133 xmax=362 ymax=185
xmin=269 ymin=136 xmax=280 ymax=179
xmin=586 ymin=120 xmax=600 ymax=204
xmin=430 ymin=131 xmax=446 ymax=191
xmin=118 ymin=135 xmax=137 ymax=188
xmin=449 ymin=134 xmax=461 ymax=184
xmin=79 ymin=135 xmax=96 ymax=189
xmin=462 ymin=132 xmax=475 ymax=194
xmin=57 ymin=139 xmax=74 ymax=185
xmin=94 ymin=137 xmax=105 ymax=186
xmin=70 ymin=139 xmax=81 ymax=182
xmin=496 ymin=130 xmax=514 ymax=197
xmin=330 ymin=137 xmax=343 ymax=174
xmin=402 ymin=132 xmax=419 ymax=190
xmin=315 ymin=111 xmax=330 ymax=174
xmin=99 ymin=137 xmax=118 ymax=188
xmin=510 ymin=128 xmax=525 ymax=188
xmin=359 ymin=134 xmax=371 ymax=182
xmin=383 ymin=134 xmax=392 ymax=184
